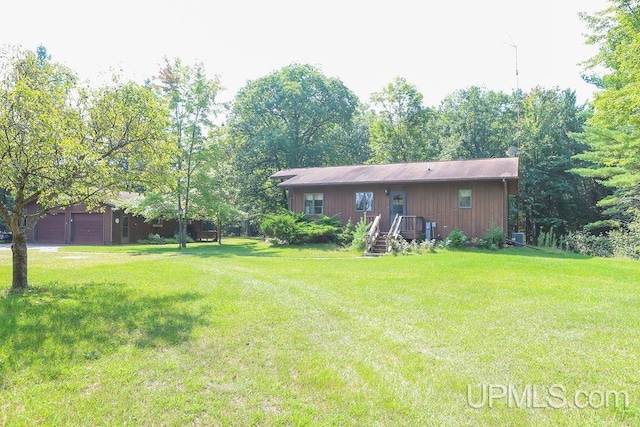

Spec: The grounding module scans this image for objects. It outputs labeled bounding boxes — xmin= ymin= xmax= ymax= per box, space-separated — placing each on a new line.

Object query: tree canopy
xmin=125 ymin=58 xmax=223 ymax=248
xmin=0 ymin=46 xmax=172 ymax=290
xmin=572 ymin=0 xmax=640 ymax=226
xmin=368 ymin=77 xmax=438 ymax=163
xmin=229 ymin=63 xmax=364 ymax=217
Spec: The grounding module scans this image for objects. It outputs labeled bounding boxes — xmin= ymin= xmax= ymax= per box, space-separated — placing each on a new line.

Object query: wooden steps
xmin=364 ymin=232 xmax=388 ymax=256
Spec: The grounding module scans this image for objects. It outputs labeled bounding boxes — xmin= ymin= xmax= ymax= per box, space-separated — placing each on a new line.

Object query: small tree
xmin=148 ymin=57 xmax=221 ymax=248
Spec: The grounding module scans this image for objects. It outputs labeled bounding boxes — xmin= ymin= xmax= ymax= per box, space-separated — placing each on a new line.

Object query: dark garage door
xmin=72 ymin=213 xmax=104 ymax=244
xmin=35 ymin=214 xmax=66 ymax=244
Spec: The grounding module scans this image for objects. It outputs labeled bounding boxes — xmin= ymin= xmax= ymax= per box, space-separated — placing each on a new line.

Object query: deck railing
xmin=365 ymin=214 xmax=382 ymax=254
xmin=398 ymin=215 xmax=424 ymax=240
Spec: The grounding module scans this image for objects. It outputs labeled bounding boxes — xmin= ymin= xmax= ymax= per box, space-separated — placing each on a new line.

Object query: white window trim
xmin=459 ymin=189 xmax=472 ymax=209
xmin=304 ymin=193 xmax=324 ymax=215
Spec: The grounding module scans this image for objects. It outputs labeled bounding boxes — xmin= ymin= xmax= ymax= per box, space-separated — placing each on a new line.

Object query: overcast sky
xmin=1 ymin=0 xmax=610 ymax=107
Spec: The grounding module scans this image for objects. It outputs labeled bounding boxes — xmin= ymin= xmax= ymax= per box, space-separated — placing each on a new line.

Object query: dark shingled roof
xmin=271 ymin=158 xmax=519 ymax=187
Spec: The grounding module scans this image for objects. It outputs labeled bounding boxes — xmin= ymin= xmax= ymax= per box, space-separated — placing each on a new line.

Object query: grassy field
xmin=0 ymin=239 xmax=639 ymax=426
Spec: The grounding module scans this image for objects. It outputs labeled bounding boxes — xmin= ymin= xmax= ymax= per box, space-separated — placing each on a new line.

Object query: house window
xmin=149 ymin=218 xmax=163 ymax=227
xmin=201 ymin=220 xmax=215 ymax=232
xmin=459 ymin=189 xmax=472 ymax=209
xmin=304 ymin=193 xmax=323 ymax=215
xmin=355 ymin=192 xmax=374 ymax=212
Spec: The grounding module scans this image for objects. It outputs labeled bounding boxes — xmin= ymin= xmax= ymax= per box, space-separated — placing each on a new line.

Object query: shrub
xmin=138 ymin=233 xmax=166 ymax=244
xmin=260 ymin=211 xmax=298 ymax=244
xmin=445 ymin=228 xmax=467 ymax=249
xmin=537 ymin=226 xmax=559 ymax=248
xmin=609 ymin=220 xmax=640 ymax=259
xmin=389 ymin=237 xmax=409 ymax=255
xmin=297 ymin=221 xmax=341 ymax=244
xmin=483 ymin=225 xmax=505 ymax=249
xmin=471 ymin=237 xmax=489 ymax=249
xmin=388 ymin=238 xmax=437 ymax=255
xmin=260 ymin=211 xmax=345 ymax=245
xmin=565 ymin=231 xmax=613 ymax=257
xmin=339 ymin=219 xmax=356 ymax=246
xmin=351 ymin=217 xmax=369 ymax=252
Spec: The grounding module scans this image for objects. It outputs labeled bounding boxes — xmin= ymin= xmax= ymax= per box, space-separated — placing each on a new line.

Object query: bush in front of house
xmin=260 ymin=210 xmax=345 ymax=245
xmin=260 ymin=211 xmax=298 ymax=244
xmin=471 ymin=225 xmax=505 ymax=249
xmin=350 ymin=217 xmax=369 ymax=252
xmin=137 ymin=233 xmax=195 ymax=245
xmin=138 ymin=233 xmax=167 ymax=244
xmin=445 ymin=228 xmax=467 ymax=249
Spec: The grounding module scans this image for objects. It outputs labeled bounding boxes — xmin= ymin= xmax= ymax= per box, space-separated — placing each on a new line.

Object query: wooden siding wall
xmin=27 ymin=204 xmax=112 ymax=244
xmin=288 ymin=180 xmax=512 ymax=239
xmin=111 ymin=212 xmax=180 ymax=244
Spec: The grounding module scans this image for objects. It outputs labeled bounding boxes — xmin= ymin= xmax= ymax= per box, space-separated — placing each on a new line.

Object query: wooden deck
xmin=365 ymin=215 xmax=425 ymax=255
xmin=397 ymin=215 xmax=424 ymax=240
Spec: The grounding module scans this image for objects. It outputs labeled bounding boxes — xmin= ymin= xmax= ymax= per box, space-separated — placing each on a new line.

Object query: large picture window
xmin=355 ymin=192 xmax=374 ymax=212
xmin=304 ymin=193 xmax=323 ymax=215
xmin=459 ymin=189 xmax=472 ymax=209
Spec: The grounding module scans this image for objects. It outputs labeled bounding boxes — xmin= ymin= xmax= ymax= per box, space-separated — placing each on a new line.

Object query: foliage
xmin=471 ymin=225 xmax=506 ymax=250
xmin=517 ymin=88 xmax=601 ymax=238
xmin=142 ymin=57 xmax=222 ymax=248
xmin=368 ymin=77 xmax=439 ymax=163
xmin=260 ymin=210 xmax=344 ymax=245
xmin=565 ymin=231 xmax=613 ymax=257
xmin=573 ymin=1 xmax=640 ymax=227
xmin=0 ymin=46 xmax=172 ymax=290
xmin=137 ymin=233 xmax=195 ymax=245
xmin=537 ymin=226 xmax=559 ymax=248
xmin=228 ymin=63 xmax=364 ymax=217
xmin=444 ymin=228 xmax=467 ymax=249
xmin=434 ymin=85 xmax=599 ymax=241
xmin=260 ymin=211 xmax=298 ymax=244
xmin=388 ymin=238 xmax=437 ymax=255
xmin=350 ymin=217 xmax=369 ymax=252
xmin=437 ymin=86 xmax=517 ymax=160
xmin=338 ymin=218 xmax=356 ymax=247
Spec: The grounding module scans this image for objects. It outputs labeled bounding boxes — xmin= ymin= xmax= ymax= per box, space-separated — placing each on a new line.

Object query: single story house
xmin=25 ymin=194 xmax=217 ymax=245
xmin=270 ymin=157 xmax=519 ymax=240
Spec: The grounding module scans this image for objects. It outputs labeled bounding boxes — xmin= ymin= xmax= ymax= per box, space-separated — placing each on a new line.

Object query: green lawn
xmin=0 ymin=239 xmax=639 ymax=426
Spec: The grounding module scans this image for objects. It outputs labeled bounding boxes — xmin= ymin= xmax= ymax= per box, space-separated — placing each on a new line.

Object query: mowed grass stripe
xmin=0 ymin=239 xmax=638 ymax=426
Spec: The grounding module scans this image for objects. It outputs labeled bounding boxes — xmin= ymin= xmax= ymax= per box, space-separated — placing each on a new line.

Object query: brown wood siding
xmin=34 ymin=213 xmax=67 ymax=243
xmin=288 ymin=180 xmax=509 ymax=239
xmin=71 ymin=213 xmax=105 ymax=244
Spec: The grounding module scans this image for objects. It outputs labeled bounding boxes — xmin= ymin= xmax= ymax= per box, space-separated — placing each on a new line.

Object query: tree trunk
xmin=11 ymin=232 xmax=28 ymax=291
xmin=181 ymin=218 xmax=188 ymax=248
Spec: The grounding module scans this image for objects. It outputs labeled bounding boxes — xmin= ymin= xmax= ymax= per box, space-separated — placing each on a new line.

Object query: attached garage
xmin=71 ymin=213 xmax=105 ymax=244
xmin=35 ymin=213 xmax=66 ymax=243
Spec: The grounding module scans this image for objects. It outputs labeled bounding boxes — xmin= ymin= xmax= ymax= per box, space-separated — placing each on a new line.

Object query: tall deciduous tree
xmin=147 ymin=58 xmax=222 ymax=248
xmin=229 ymin=63 xmax=362 ymax=217
xmin=517 ymin=87 xmax=600 ymax=238
xmin=437 ymin=86 xmax=517 ymax=160
xmin=0 ymin=46 xmax=171 ymax=291
xmin=368 ymin=77 xmax=439 ymax=163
